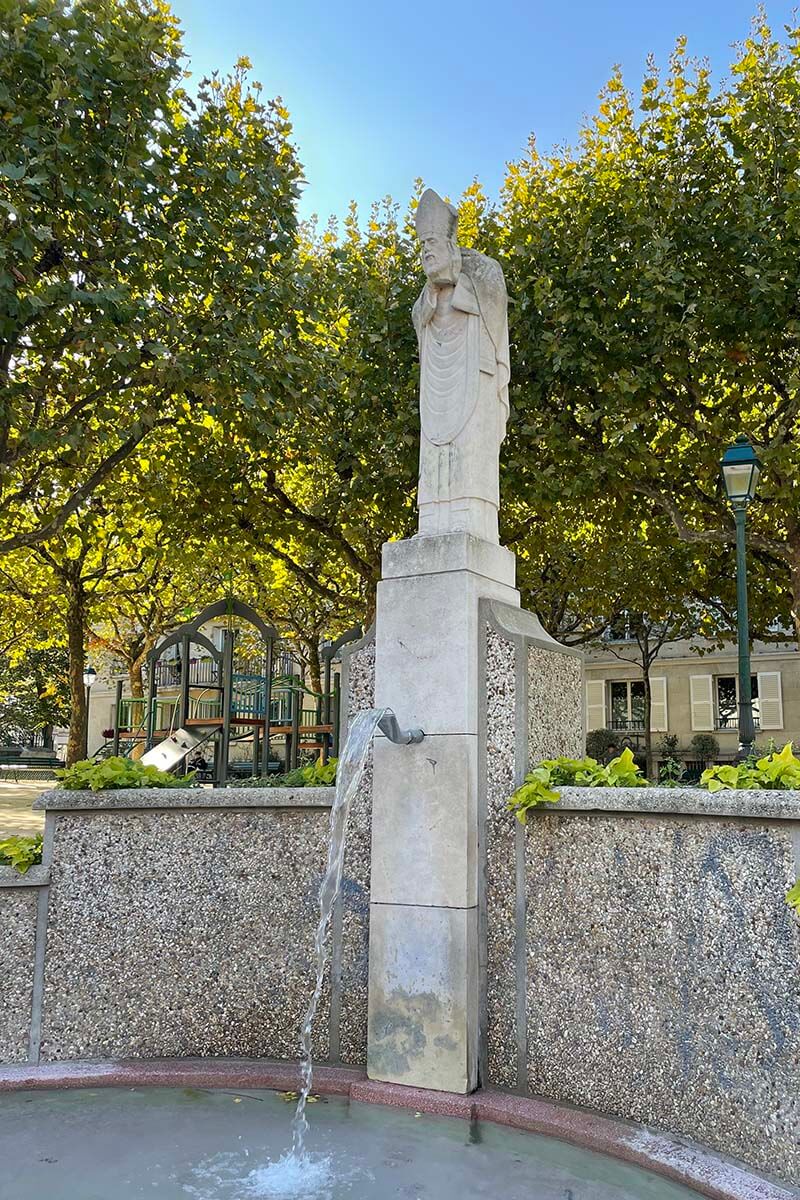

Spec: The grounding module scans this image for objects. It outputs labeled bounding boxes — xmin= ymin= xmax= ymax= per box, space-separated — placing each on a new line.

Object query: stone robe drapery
xmin=412 ymin=249 xmax=510 ymax=544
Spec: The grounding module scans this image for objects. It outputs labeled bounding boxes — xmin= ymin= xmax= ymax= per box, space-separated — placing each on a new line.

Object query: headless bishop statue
xmin=413 ymin=189 xmax=510 ymax=545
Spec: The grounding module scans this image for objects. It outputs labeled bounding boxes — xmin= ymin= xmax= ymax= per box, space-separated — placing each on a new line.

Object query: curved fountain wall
xmin=483 ymin=599 xmax=800 ymax=1188
xmin=1 ymin=618 xmax=798 ymax=1189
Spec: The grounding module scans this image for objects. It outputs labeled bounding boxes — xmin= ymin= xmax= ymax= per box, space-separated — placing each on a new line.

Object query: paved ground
xmin=0 ymin=780 xmax=48 ymax=837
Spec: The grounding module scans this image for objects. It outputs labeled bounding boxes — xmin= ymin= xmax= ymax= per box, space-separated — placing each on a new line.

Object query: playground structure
xmin=109 ymin=599 xmax=361 ymax=784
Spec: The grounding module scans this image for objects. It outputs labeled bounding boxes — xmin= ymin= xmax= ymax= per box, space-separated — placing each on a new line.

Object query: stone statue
xmin=413 ymin=188 xmax=510 ymax=544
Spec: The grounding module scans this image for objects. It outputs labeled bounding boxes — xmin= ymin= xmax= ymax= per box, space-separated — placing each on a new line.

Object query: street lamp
xmin=720 ymin=435 xmax=762 ymax=761
xmin=82 ymin=664 xmax=97 ymax=759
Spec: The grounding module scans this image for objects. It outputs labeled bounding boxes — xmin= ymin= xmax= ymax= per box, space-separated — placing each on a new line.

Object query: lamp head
xmin=721 ymin=435 xmax=761 ymax=507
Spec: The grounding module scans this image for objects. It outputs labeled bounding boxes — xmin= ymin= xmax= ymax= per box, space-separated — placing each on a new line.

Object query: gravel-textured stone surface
xmin=528 ymin=644 xmax=583 ymax=763
xmin=553 ymin=786 xmax=800 ymax=820
xmin=525 ymin=812 xmax=800 ymax=1185
xmin=338 ymin=635 xmax=375 ymax=1066
xmin=484 ymin=624 xmax=518 ymax=1089
xmin=0 ymin=885 xmax=38 ymax=1061
xmin=40 ymin=808 xmax=333 ymax=1062
xmin=35 ymin=786 xmax=333 ymax=810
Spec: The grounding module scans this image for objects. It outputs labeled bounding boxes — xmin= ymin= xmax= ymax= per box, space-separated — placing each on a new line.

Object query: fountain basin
xmin=0 ymin=1061 xmax=792 ymax=1199
xmin=0 ymin=1085 xmax=705 ymax=1199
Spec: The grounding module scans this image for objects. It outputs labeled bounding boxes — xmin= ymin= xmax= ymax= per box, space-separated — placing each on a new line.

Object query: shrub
xmin=228 ymin=757 xmax=337 ymax=789
xmin=508 ymin=749 xmax=645 ymax=823
xmin=701 ymin=742 xmax=800 ymax=792
xmin=0 ymin=835 xmax=43 ymax=874
xmin=56 ymin=756 xmax=194 ymax=791
xmin=690 ymin=733 xmax=719 ymax=763
xmin=585 ymin=728 xmax=619 ymax=762
xmin=787 ymin=880 xmax=800 ymax=917
xmin=657 ymin=734 xmax=680 ymax=759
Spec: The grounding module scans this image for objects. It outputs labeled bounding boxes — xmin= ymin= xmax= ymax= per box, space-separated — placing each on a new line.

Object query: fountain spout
xmin=378 ymin=709 xmax=425 ymax=745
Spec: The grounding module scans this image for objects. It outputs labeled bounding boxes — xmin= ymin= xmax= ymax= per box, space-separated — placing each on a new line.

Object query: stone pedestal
xmin=367 ymin=532 xmax=520 ymax=1093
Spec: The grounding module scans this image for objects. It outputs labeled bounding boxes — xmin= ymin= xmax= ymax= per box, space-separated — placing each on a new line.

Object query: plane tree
xmin=1 ymin=0 xmax=302 ymax=554
xmin=499 ymin=20 xmax=800 ymax=638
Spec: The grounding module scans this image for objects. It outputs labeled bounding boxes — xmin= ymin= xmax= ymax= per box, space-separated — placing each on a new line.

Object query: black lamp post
xmin=720 ymin=435 xmax=762 ymax=761
xmin=82 ymin=664 xmax=97 ymax=759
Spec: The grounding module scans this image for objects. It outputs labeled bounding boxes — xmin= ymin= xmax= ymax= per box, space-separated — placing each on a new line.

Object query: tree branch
xmin=0 ymin=417 xmax=172 ymax=554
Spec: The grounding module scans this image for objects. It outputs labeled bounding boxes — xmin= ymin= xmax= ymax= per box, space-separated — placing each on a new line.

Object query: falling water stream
xmin=284 ymin=707 xmax=386 ymax=1172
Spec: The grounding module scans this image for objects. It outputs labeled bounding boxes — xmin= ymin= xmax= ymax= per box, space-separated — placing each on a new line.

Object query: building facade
xmin=583 ymin=635 xmax=800 ymax=768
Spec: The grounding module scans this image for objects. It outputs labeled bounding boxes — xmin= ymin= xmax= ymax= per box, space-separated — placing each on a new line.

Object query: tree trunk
xmin=642 ymin=668 xmax=653 ymax=782
xmin=128 ymin=654 xmax=147 ymax=759
xmin=65 ymin=582 xmax=87 ymax=766
xmin=789 ymin=536 xmax=800 ymax=644
xmin=307 ymin=640 xmax=322 ymax=698
xmin=129 ymin=656 xmax=145 ymax=698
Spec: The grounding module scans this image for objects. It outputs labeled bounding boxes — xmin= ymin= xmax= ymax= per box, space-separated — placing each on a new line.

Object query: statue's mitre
xmin=415 ymin=189 xmax=457 ymax=239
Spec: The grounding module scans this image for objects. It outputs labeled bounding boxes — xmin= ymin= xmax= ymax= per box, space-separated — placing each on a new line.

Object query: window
xmin=609 ymin=680 xmax=645 ymax=730
xmin=716 ymin=676 xmax=760 ymax=731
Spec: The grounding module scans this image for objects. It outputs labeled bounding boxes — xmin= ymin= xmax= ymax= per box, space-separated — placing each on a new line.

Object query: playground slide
xmin=140 ymin=727 xmax=215 ymax=772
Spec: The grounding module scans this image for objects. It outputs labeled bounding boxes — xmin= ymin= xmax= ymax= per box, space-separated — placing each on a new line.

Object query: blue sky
xmin=169 ymin=1 xmax=798 ymax=222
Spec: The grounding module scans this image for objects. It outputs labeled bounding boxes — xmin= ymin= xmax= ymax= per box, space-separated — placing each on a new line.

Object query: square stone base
xmin=367 ymin=903 xmax=478 ymax=1094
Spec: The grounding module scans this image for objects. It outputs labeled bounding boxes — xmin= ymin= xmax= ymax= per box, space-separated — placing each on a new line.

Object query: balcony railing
xmin=609 ymin=718 xmax=645 ymax=732
xmin=716 ymin=715 xmax=761 ymax=731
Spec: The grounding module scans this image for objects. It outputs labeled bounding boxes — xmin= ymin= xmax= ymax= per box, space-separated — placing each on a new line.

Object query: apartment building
xmin=583 ymin=635 xmax=800 ymax=763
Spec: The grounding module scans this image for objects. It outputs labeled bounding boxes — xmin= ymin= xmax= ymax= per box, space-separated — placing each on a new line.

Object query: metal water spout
xmin=378 ymin=709 xmax=425 ymax=745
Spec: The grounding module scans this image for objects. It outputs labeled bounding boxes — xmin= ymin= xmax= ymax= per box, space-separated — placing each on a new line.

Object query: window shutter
xmin=650 ymin=677 xmax=668 ymax=732
xmin=690 ymin=675 xmax=714 ymax=731
xmin=585 ymin=680 xmax=606 ymax=731
xmin=758 ymin=671 xmax=783 ymax=730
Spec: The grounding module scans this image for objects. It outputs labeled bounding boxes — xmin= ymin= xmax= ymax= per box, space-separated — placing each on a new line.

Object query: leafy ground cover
xmin=0 ymin=834 xmax=43 ymax=874
xmin=509 ymin=743 xmax=800 ymax=918
xmin=227 ymin=758 xmax=337 ymax=788
xmin=55 ymin=757 xmax=194 ymax=791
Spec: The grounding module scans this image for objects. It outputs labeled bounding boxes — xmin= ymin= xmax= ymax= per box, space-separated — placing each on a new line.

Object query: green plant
xmin=787 ymin=880 xmax=800 ymax=916
xmin=657 ymin=734 xmax=680 ymax=759
xmin=55 ymin=757 xmax=194 ymax=791
xmin=506 ymin=767 xmax=561 ymax=822
xmin=508 ymin=749 xmax=646 ymax=823
xmin=0 ymin=835 xmax=43 ymax=874
xmin=584 ymin=729 xmax=620 ymax=762
xmin=749 ymin=738 xmax=778 ymax=761
xmin=700 ymin=742 xmax=800 ymax=792
xmin=690 ymin=733 xmax=720 ymax=764
xmin=228 ymin=758 xmax=338 ymax=789
xmin=659 ymin=757 xmax=685 ymax=786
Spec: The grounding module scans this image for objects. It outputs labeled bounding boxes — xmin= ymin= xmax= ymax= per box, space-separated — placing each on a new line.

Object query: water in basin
xmin=0 ymin=1086 xmax=703 ymax=1199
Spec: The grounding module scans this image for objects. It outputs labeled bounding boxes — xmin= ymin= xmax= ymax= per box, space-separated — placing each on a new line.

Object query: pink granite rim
xmin=0 ymin=1059 xmax=794 ymax=1200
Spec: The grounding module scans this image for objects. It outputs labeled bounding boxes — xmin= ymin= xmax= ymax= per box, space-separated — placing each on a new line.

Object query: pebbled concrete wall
xmin=481 ymin=602 xmax=584 ymax=1092
xmin=336 ymin=629 xmax=376 ymax=1066
xmin=524 ymin=810 xmax=800 ymax=1185
xmin=38 ymin=805 xmax=333 ymax=1062
xmin=2 ymin=632 xmax=381 ymax=1073
xmin=0 ymin=868 xmax=45 ymax=1062
xmin=482 ymin=744 xmax=800 ymax=1187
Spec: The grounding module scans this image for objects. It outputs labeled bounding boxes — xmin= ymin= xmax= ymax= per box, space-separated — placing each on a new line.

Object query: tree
xmin=89 ymin=541 xmax=223 ymax=700
xmin=597 ymin=610 xmax=700 ymax=780
xmin=1 ymin=0 xmax=302 ymax=554
xmin=0 ymin=646 xmax=70 ymax=747
xmin=235 ymin=542 xmax=362 ymax=693
xmin=499 ymin=18 xmax=800 ymax=641
xmin=179 ymin=196 xmax=423 ymax=625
